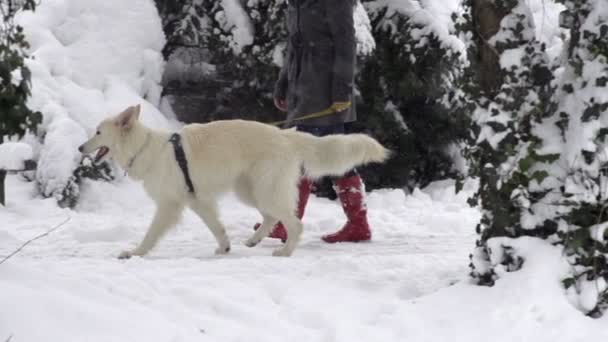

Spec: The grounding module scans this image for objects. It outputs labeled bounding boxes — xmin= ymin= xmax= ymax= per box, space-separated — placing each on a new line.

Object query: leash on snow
xmin=0 ymin=216 xmax=71 ymax=265
xmin=269 ymin=101 xmax=352 ymax=126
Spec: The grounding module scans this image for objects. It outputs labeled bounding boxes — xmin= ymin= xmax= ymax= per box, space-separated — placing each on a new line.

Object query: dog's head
xmin=78 ymin=104 xmax=141 ymax=162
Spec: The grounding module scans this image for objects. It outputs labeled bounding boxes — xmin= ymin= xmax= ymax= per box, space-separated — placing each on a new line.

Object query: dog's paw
xmin=244 ymin=237 xmax=259 ymax=248
xmin=215 ymin=244 xmax=231 ymax=255
xmin=118 ymin=250 xmax=134 ymax=259
xmin=272 ymin=247 xmax=292 ymax=257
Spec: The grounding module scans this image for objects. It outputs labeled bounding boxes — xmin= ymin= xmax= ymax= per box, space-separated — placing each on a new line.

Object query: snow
xmin=385 ymin=101 xmax=408 ymax=132
xmin=15 ymin=0 xmax=172 ymax=200
xmin=10 ymin=68 xmax=24 ymax=87
xmin=365 ymin=0 xmax=466 ymax=57
xmin=163 ymin=49 xmax=217 ymax=84
xmin=500 ymin=48 xmax=526 ymax=70
xmin=590 ymin=222 xmax=608 ymax=243
xmin=528 ymin=0 xmax=567 ymax=60
xmin=217 ymin=0 xmax=255 ymax=54
xmin=1 ymin=175 xmax=607 ymax=341
xmin=354 ymin=1 xmax=376 ymax=56
xmin=0 ymin=143 xmax=33 ymax=170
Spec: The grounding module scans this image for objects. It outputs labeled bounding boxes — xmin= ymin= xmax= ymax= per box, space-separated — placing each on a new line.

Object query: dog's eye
xmin=96 ymin=131 xmax=101 ymax=135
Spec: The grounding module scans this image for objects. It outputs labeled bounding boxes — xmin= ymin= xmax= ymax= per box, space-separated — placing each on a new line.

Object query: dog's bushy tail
xmin=283 ymin=129 xmax=390 ymax=178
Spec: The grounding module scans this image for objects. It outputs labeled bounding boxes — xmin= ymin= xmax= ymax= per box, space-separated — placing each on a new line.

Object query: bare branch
xmin=0 ymin=216 xmax=71 ymax=265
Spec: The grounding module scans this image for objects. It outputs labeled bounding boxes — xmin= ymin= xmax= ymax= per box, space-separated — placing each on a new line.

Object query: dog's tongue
xmin=94 ymin=147 xmax=108 ymax=163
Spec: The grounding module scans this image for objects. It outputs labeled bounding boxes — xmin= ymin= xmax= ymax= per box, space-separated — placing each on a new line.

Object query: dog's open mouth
xmin=94 ymin=146 xmax=109 ymax=163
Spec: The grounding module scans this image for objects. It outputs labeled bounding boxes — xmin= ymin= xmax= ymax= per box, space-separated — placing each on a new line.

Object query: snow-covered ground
xmin=2 ymin=175 xmax=607 ymax=342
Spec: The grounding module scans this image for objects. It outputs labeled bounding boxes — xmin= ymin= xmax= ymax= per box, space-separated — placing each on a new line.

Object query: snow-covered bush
xmin=16 ymin=0 xmax=171 ymax=207
xmin=157 ymin=0 xmax=282 ymax=122
xmin=0 ymin=0 xmax=41 ymax=142
xmin=159 ymin=0 xmax=469 ymax=192
xmin=457 ymin=0 xmax=608 ymax=316
xmin=159 ymin=0 xmax=374 ymax=123
xmin=554 ymin=0 xmax=608 ymax=316
xmin=354 ymin=0 xmax=467 ymax=191
xmin=454 ymin=0 xmax=558 ymax=282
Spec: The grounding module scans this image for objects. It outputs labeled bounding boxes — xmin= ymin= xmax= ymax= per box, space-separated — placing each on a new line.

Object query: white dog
xmin=79 ymin=105 xmax=389 ymax=257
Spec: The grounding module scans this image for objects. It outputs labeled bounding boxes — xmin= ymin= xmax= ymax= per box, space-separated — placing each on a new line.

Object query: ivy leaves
xmin=0 ymin=0 xmax=41 ymax=141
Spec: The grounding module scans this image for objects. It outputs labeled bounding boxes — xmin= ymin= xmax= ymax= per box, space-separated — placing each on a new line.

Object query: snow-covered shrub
xmin=554 ymin=0 xmax=608 ymax=316
xmin=354 ymin=0 xmax=467 ymax=191
xmin=0 ymin=0 xmax=41 ymax=142
xmin=158 ymin=0 xmax=467 ymax=192
xmin=159 ymin=0 xmax=375 ymax=122
xmin=453 ymin=0 xmax=558 ymax=283
xmin=457 ymin=0 xmax=608 ymax=316
xmin=16 ymin=0 xmax=171 ymax=207
xmin=157 ymin=0 xmax=281 ymax=122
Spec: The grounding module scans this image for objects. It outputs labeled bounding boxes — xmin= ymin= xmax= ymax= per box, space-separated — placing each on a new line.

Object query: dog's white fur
xmin=80 ymin=105 xmax=389 ymax=257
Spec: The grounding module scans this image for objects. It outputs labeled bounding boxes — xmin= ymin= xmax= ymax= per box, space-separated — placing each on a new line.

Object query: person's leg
xmin=253 ymin=178 xmax=312 ymax=242
xmin=322 ymin=169 xmax=372 ymax=243
xmin=253 ymin=124 xmax=343 ymax=241
xmin=301 ymin=123 xmax=372 ymax=243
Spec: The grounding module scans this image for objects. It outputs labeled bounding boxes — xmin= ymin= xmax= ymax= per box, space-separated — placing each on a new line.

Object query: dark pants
xmin=297 ymin=124 xmax=358 ymax=178
xmin=297 ymin=123 xmax=345 ymax=136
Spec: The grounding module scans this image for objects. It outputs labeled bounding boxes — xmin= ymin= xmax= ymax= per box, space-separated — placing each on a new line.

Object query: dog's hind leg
xmin=244 ymin=213 xmax=278 ymax=247
xmin=271 ymin=214 xmax=303 ymax=257
xmin=190 ymin=199 xmax=231 ymax=255
xmin=119 ymin=200 xmax=184 ymax=259
xmin=254 ymin=186 xmax=303 ymax=257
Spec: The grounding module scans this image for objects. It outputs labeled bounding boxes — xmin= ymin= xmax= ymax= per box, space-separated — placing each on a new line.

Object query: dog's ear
xmin=133 ymin=104 xmax=141 ymax=120
xmin=115 ymin=105 xmax=140 ymax=130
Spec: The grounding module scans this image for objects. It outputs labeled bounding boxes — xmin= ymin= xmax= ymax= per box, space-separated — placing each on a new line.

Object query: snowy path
xmin=1 ymin=175 xmax=478 ymax=341
xmin=5 ymin=176 xmax=607 ymax=342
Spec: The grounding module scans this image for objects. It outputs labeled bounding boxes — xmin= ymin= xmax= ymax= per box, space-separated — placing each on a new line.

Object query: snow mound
xmin=397 ymin=237 xmax=608 ymax=341
xmin=15 ymin=0 xmax=170 ymax=200
xmin=0 ymin=143 xmax=33 ymax=170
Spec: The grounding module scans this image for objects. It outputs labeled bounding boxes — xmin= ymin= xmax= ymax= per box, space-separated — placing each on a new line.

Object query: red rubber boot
xmin=253 ymin=178 xmax=313 ymax=242
xmin=322 ymin=174 xmax=371 ymax=243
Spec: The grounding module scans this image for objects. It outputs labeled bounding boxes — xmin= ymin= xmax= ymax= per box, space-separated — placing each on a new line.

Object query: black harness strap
xmin=169 ymin=133 xmax=195 ymax=193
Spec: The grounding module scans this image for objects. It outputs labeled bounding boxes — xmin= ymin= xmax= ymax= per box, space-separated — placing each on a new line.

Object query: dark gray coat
xmin=274 ymin=0 xmax=356 ymax=127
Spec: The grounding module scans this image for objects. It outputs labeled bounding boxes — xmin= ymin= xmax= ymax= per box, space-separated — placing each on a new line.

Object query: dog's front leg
xmin=119 ymin=201 xmax=184 ymax=259
xmin=190 ymin=199 xmax=231 ymax=255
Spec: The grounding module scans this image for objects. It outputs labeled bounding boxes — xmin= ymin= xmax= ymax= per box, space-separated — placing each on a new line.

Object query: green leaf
xmin=582 ymin=103 xmax=601 ymax=122
xmin=530 ymin=170 xmax=549 ymax=183
xmin=562 ymin=277 xmax=576 ymax=289
xmin=455 ymin=177 xmax=464 ymax=194
xmin=519 ymin=156 xmax=533 ymax=172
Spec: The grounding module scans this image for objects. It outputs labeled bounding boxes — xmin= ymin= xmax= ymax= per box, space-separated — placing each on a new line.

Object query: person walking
xmin=255 ymin=0 xmax=371 ymax=243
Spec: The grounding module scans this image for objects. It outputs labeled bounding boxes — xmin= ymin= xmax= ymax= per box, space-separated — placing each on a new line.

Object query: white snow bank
xmin=394 ymin=237 xmax=608 ymax=341
xmin=16 ymin=0 xmax=171 ymax=201
xmin=0 ymin=143 xmax=33 ymax=170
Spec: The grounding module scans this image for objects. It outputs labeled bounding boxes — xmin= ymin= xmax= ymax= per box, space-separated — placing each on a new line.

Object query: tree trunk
xmin=471 ymin=0 xmax=505 ymax=97
xmin=0 ymin=169 xmax=6 ymax=206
